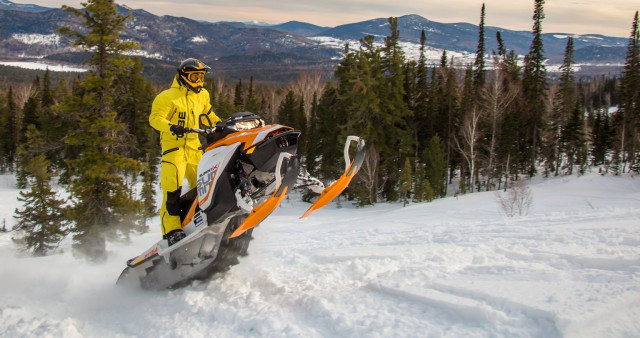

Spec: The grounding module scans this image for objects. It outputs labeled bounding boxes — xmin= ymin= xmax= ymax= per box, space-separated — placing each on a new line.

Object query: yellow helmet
xmin=177 ymin=58 xmax=210 ymax=93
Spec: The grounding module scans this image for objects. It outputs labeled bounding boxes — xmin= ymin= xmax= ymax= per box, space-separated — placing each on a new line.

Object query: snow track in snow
xmin=1 ymin=172 xmax=639 ymax=337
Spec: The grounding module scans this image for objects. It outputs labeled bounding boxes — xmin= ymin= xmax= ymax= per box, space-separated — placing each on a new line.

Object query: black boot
xmin=166 ymin=229 xmax=186 ymax=246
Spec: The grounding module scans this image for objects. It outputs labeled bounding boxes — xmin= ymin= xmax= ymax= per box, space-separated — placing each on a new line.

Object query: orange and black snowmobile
xmin=117 ymin=112 xmax=365 ymax=289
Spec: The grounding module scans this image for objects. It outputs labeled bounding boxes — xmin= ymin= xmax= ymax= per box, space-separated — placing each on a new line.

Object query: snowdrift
xmin=1 ymin=172 xmax=639 ymax=337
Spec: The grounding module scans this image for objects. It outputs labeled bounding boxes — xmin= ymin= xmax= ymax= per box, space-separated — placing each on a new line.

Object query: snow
xmin=189 ymin=36 xmax=208 ymax=43
xmin=310 ymin=36 xmax=477 ymax=65
xmin=11 ymin=33 xmax=60 ymax=46
xmin=1 ymin=171 xmax=639 ymax=337
xmin=0 ymin=61 xmax=87 ymax=72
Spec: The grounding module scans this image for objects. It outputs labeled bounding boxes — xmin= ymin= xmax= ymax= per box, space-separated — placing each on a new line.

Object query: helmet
xmin=177 ymin=58 xmax=210 ymax=93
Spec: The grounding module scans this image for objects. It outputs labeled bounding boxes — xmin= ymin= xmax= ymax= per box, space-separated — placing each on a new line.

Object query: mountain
xmin=317 ymin=14 xmax=627 ymax=64
xmin=269 ymin=21 xmax=331 ymax=37
xmin=0 ymin=2 xmax=629 ymax=82
xmin=0 ymin=4 xmax=341 ymax=82
xmin=0 ymin=0 xmax=51 ymax=12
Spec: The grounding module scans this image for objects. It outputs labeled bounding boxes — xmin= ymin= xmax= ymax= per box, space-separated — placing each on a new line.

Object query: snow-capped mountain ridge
xmin=0 ymin=1 xmax=629 ymax=80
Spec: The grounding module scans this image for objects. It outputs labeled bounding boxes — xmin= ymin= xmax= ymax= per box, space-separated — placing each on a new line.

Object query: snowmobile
xmin=117 ymin=112 xmax=365 ymax=290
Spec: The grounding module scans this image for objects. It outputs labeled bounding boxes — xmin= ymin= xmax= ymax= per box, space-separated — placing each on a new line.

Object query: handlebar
xmin=184 ymin=127 xmax=216 ymax=135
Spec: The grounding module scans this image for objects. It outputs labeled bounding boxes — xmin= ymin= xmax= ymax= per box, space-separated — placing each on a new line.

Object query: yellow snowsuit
xmin=149 ymin=76 xmax=221 ymax=236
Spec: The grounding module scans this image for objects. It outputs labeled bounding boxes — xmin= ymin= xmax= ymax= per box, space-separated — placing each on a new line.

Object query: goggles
xmin=186 ymin=71 xmax=205 ymax=83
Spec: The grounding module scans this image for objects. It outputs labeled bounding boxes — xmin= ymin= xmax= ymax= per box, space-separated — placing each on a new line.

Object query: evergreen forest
xmin=1 ymin=0 xmax=639 ymax=258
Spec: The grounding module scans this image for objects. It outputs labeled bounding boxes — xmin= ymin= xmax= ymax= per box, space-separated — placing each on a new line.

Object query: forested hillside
xmin=1 ymin=0 xmax=638 ymax=259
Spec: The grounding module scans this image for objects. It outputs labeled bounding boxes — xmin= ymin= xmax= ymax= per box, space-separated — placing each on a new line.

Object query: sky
xmin=19 ymin=0 xmax=639 ymax=38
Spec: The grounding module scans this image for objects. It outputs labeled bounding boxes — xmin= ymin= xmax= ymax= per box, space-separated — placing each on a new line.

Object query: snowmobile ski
xmin=301 ymin=136 xmax=366 ymax=218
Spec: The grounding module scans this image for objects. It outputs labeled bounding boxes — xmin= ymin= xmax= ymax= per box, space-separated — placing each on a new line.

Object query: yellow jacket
xmin=149 ymin=76 xmax=221 ymax=153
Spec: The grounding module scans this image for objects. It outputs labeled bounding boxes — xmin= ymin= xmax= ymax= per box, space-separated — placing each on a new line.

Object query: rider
xmin=149 ymin=58 xmax=221 ymax=246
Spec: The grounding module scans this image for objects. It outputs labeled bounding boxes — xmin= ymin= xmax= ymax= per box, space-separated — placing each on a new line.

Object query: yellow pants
xmin=159 ymin=147 xmax=202 ymax=236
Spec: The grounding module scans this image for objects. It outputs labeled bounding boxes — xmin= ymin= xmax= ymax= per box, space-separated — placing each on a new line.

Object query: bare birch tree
xmin=481 ymin=59 xmax=518 ymax=190
xmin=454 ymin=105 xmax=483 ymax=192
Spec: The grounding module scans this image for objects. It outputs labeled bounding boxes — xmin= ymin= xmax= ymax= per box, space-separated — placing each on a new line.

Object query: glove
xmin=170 ymin=124 xmax=187 ymax=137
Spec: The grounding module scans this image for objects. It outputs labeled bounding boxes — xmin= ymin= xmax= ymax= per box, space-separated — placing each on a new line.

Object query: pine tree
xmin=112 ymin=58 xmax=158 ymax=165
xmin=547 ymin=37 xmax=576 ymax=175
xmin=16 ymin=94 xmax=42 ymax=188
xmin=277 ymin=90 xmax=298 ymax=126
xmin=423 ymin=135 xmax=447 ymax=197
xmin=378 ymin=17 xmax=413 ymax=201
xmin=521 ymin=0 xmax=548 ymax=176
xmin=414 ymin=30 xmax=432 ymax=154
xmin=315 ymin=84 xmax=345 ymax=183
xmin=13 ymin=126 xmax=69 ymax=256
xmin=1 ymin=87 xmax=19 ymax=172
xmin=473 ymin=3 xmax=487 ymax=90
xmin=57 ymin=0 xmax=144 ymax=260
xmin=590 ymin=110 xmax=611 ymax=166
xmin=234 ymin=79 xmax=244 ymax=110
xmin=399 ymin=158 xmax=413 ymax=207
xmin=245 ymin=76 xmax=262 ymax=113
xmin=562 ymin=100 xmax=587 ymax=174
xmin=616 ymin=11 xmax=640 ymax=172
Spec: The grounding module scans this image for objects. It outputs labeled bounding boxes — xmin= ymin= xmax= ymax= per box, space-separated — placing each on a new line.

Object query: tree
xmin=521 ymin=0 xmax=548 ymax=176
xmin=399 ymin=158 xmax=413 ymax=207
xmin=546 ymin=37 xmax=576 ymax=175
xmin=454 ymin=106 xmax=483 ymax=192
xmin=473 ymin=3 xmax=487 ymax=90
xmin=379 ymin=17 xmax=413 ymax=201
xmin=480 ymin=60 xmax=518 ymax=189
xmin=233 ymin=79 xmax=244 ymax=109
xmin=245 ymin=76 xmax=262 ymax=114
xmin=414 ymin=30 xmax=432 ymax=155
xmin=422 ymin=135 xmax=447 ymax=198
xmin=277 ymin=90 xmax=299 ymax=126
xmin=13 ymin=126 xmax=69 ymax=256
xmin=58 ymin=0 xmax=144 ymax=260
xmin=615 ymin=11 xmax=640 ymax=173
xmin=0 ymin=87 xmax=20 ymax=172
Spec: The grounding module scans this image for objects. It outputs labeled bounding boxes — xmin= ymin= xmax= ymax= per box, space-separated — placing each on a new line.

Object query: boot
xmin=166 ymin=229 xmax=186 ymax=246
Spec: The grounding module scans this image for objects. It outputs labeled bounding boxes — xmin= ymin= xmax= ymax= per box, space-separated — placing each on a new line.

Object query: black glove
xmin=170 ymin=124 xmax=187 ymax=137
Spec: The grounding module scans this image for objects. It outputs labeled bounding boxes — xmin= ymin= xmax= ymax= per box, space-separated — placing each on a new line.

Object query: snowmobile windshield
xmin=234 ymin=119 xmax=264 ymax=131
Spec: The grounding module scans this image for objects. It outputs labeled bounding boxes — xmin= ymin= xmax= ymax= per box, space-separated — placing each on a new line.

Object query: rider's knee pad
xmin=165 ymin=188 xmax=182 ymax=216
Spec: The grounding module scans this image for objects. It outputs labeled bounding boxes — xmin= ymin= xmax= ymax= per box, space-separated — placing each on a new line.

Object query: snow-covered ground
xmin=0 ymin=61 xmax=87 ymax=72
xmin=1 ymin=172 xmax=639 ymax=337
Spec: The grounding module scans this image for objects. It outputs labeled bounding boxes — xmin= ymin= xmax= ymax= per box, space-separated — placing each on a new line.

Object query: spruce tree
xmin=399 ymin=158 xmax=413 ymax=207
xmin=379 ymin=17 xmax=413 ymax=201
xmin=13 ymin=126 xmax=69 ymax=256
xmin=277 ymin=90 xmax=298 ymax=126
xmin=245 ymin=76 xmax=262 ymax=113
xmin=57 ymin=0 xmax=144 ymax=259
xmin=473 ymin=3 xmax=487 ymax=90
xmin=562 ymin=100 xmax=587 ymax=174
xmin=2 ymin=87 xmax=19 ymax=172
xmin=423 ymin=135 xmax=447 ymax=197
xmin=616 ymin=11 xmax=640 ymax=172
xmin=547 ymin=37 xmax=576 ymax=175
xmin=414 ymin=30 xmax=432 ymax=154
xmin=521 ymin=0 xmax=548 ymax=176
xmin=234 ymin=79 xmax=245 ymax=110
xmin=315 ymin=84 xmax=345 ymax=184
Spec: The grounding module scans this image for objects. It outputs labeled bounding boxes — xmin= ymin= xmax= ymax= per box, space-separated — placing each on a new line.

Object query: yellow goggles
xmin=186 ymin=72 xmax=205 ymax=83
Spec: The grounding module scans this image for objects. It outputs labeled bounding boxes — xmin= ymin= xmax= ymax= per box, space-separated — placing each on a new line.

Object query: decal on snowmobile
xmin=117 ymin=112 xmax=365 ymax=290
xmin=197 ymin=164 xmax=219 ymax=201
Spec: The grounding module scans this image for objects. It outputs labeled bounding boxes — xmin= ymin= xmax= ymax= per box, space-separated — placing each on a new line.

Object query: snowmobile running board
xmin=301 ymin=136 xmax=366 ymax=219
